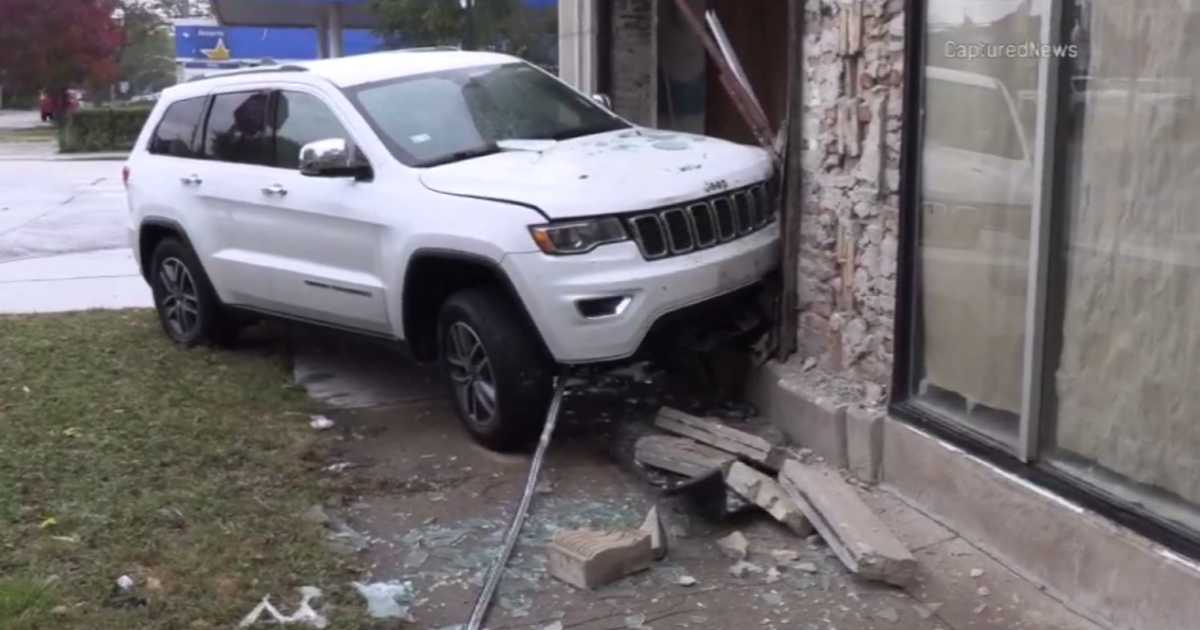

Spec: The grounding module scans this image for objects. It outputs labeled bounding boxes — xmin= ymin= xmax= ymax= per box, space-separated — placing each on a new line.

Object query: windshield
xmin=344 ymin=61 xmax=630 ymax=167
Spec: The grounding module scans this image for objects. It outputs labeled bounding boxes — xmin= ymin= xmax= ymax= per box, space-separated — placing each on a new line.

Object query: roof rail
xmin=393 ymin=46 xmax=462 ymax=52
xmin=186 ymin=64 xmax=309 ymax=83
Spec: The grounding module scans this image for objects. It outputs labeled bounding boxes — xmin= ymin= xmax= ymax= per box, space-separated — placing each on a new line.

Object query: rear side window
xmin=147 ymin=97 xmax=207 ymax=158
xmin=202 ymin=91 xmax=273 ymax=166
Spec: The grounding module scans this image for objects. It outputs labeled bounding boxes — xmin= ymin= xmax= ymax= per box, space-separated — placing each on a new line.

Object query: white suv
xmin=124 ymin=49 xmax=780 ymax=451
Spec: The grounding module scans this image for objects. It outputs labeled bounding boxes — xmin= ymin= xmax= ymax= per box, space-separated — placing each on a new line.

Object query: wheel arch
xmin=402 ymin=248 xmax=550 ymax=363
xmin=137 ymin=217 xmax=195 ymax=282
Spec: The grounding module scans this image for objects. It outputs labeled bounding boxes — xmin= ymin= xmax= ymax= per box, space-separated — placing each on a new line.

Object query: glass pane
xmin=1047 ymin=0 xmax=1200 ymax=533
xmin=913 ymin=0 xmax=1046 ymax=446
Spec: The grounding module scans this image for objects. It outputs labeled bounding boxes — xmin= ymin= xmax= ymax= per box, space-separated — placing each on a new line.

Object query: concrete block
xmin=634 ymin=435 xmax=735 ymax=477
xmin=748 ymin=361 xmax=848 ymax=467
xmin=725 ymin=461 xmax=814 ymax=535
xmin=780 ymin=459 xmax=916 ymax=586
xmin=547 ymin=529 xmax=653 ymax=590
xmin=882 ymin=417 xmax=1200 ymax=630
xmin=846 ymin=406 xmax=884 ymax=482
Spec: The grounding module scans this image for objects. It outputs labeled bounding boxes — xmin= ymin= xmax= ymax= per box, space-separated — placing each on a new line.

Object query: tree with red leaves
xmin=0 ymin=0 xmax=124 ymax=119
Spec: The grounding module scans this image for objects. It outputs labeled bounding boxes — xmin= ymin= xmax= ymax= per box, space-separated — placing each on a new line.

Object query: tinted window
xmin=203 ymin=91 xmax=272 ymax=166
xmin=274 ymin=91 xmax=352 ymax=170
xmin=147 ymin=97 xmax=206 ymax=157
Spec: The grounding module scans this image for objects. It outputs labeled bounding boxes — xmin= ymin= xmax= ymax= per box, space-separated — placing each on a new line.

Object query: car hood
xmin=923 ymin=145 xmax=1034 ymax=207
xmin=418 ymin=128 xmax=774 ymax=219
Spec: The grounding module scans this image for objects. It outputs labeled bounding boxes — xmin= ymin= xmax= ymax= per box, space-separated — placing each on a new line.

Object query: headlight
xmin=529 ymin=217 xmax=629 ymax=255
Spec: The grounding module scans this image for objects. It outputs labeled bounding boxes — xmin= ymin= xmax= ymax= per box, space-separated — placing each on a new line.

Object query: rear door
xmin=191 ymin=87 xmax=280 ymax=308
xmin=128 ymin=95 xmax=212 ymax=270
xmin=248 ymin=87 xmax=390 ymax=333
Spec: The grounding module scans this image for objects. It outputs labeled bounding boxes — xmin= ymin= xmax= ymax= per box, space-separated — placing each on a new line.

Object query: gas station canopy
xmin=210 ymin=0 xmax=375 ymax=29
xmin=209 ymin=0 xmax=556 ymax=29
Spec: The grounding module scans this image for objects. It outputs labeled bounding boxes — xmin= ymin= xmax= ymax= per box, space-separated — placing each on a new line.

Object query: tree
xmin=0 ymin=0 xmax=124 ymax=118
xmin=369 ymin=0 xmax=520 ymax=50
xmin=112 ymin=0 xmax=178 ymax=97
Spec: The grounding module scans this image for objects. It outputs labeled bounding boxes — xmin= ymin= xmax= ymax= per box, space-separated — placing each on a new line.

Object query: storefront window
xmin=1045 ymin=0 xmax=1200 ymax=533
xmin=911 ymin=0 xmax=1045 ymax=447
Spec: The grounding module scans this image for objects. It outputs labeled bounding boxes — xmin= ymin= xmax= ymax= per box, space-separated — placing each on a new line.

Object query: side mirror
xmin=591 ymin=93 xmax=612 ymax=110
xmin=299 ymin=138 xmax=371 ymax=179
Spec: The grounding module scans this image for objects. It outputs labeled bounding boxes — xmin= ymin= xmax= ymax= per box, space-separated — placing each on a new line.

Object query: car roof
xmin=160 ymin=49 xmax=519 ymax=102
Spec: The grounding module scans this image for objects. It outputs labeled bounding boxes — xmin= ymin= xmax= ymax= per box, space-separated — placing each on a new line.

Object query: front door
xmin=249 ymin=88 xmax=390 ymax=334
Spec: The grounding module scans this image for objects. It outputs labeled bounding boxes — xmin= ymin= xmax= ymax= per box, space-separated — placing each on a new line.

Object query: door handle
xmin=180 ymin=174 xmax=202 ymax=186
xmin=261 ymin=184 xmax=287 ymax=196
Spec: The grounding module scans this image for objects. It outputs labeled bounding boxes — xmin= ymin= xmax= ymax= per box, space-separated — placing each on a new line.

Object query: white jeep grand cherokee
xmin=124 ymin=49 xmax=780 ymax=451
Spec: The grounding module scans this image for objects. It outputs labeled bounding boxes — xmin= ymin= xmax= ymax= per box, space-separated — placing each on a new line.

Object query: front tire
xmin=149 ymin=238 xmax=240 ymax=348
xmin=437 ymin=286 xmax=554 ymax=452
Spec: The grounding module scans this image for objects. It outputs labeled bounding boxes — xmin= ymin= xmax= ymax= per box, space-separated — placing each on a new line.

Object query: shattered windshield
xmin=345 ymin=61 xmax=630 ymax=167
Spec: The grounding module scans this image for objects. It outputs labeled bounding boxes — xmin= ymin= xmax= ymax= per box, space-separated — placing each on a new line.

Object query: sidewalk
xmin=0 ymin=248 xmax=150 ymax=313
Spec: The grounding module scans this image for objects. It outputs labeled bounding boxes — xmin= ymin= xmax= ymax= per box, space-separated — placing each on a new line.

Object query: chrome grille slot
xmin=661 ymin=208 xmax=695 ymax=253
xmin=687 ymin=203 xmax=717 ymax=247
xmin=712 ymin=197 xmax=737 ymax=241
xmin=751 ymin=185 xmax=770 ymax=225
xmin=629 ymin=214 xmax=668 ymax=259
xmin=732 ymin=191 xmax=754 ymax=234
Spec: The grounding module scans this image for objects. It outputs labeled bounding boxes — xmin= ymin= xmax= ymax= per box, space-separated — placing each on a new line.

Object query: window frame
xmin=145 ymin=95 xmax=211 ymax=159
xmin=890 ymin=0 xmax=1200 ymax=559
xmin=268 ymin=86 xmax=373 ymax=173
xmin=198 ymin=87 xmax=275 ymax=167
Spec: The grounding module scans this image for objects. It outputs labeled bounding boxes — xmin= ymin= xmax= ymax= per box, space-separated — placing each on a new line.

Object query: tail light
xmin=122 ymin=165 xmax=130 ymax=188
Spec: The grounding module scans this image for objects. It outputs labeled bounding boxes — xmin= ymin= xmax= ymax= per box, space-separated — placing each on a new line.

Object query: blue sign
xmin=175 ymin=24 xmax=384 ymax=62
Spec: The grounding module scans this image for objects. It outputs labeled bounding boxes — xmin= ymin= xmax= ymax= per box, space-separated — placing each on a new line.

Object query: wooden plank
xmin=725 ymin=461 xmax=814 ymax=536
xmin=775 ymin=0 xmax=804 ymax=361
xmin=778 ymin=459 xmax=916 ymax=586
xmin=654 ymin=407 xmax=785 ymax=470
xmin=634 ymin=435 xmax=736 ymax=477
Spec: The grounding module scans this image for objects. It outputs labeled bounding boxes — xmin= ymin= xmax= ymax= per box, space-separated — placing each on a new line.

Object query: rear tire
xmin=149 ymin=237 xmax=240 ymax=348
xmin=437 ymin=286 xmax=554 ymax=452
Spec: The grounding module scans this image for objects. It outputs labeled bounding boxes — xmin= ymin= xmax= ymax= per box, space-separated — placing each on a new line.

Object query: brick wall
xmin=797 ymin=0 xmax=904 ymax=387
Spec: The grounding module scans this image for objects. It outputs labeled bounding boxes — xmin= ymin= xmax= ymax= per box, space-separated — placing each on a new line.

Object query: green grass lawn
xmin=0 ymin=311 xmax=373 ymax=629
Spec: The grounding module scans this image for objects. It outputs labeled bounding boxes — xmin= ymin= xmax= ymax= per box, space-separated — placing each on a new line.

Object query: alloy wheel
xmin=445 ymin=321 xmax=498 ymax=428
xmin=158 ymin=257 xmax=200 ymax=339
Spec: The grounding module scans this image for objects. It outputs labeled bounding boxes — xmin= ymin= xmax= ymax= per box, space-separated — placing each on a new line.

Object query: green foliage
xmin=368 ymin=0 xmax=531 ymax=49
xmin=58 ymin=105 xmax=152 ymax=153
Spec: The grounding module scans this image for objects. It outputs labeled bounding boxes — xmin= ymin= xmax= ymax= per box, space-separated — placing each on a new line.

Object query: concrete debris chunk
xmin=547 ymin=529 xmax=653 ymax=590
xmin=729 ymin=560 xmax=763 ymax=578
xmin=639 ymin=506 xmax=667 ymax=560
xmin=724 ymin=461 xmax=814 ymax=535
xmin=715 ymin=530 xmax=750 ymax=561
xmin=654 ymin=407 xmax=786 ymax=470
xmin=970 ymin=568 xmax=984 ymax=578
xmin=770 ymin=549 xmax=801 ymax=564
xmin=634 ymin=435 xmax=736 ymax=478
xmin=778 ymin=459 xmax=916 ymax=586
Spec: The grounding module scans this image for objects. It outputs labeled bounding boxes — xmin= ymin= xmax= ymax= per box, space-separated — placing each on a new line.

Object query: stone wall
xmin=797 ymin=0 xmax=904 ymax=387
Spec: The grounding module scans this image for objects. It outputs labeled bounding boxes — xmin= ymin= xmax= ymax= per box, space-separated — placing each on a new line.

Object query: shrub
xmin=58 ymin=105 xmax=153 ymax=153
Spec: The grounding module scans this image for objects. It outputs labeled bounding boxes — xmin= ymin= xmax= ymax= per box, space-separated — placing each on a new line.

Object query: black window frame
xmin=889 ymin=0 xmax=1200 ymax=562
xmin=270 ymin=88 xmax=367 ymax=172
xmin=198 ymin=88 xmax=275 ymax=167
xmin=145 ymin=95 xmax=210 ymax=159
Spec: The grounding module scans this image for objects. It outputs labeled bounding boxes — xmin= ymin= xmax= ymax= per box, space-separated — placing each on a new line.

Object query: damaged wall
xmin=610 ymin=0 xmax=659 ymax=127
xmin=796 ymin=0 xmax=904 ymax=385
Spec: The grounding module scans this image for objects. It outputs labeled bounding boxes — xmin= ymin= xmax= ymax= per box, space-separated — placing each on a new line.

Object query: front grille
xmin=625 ymin=181 xmax=776 ymax=260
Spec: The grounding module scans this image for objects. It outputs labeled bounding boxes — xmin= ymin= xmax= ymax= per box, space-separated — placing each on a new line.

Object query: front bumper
xmin=502 ymin=222 xmax=780 ymax=363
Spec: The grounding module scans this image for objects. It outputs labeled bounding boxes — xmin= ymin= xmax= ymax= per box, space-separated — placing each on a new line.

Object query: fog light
xmin=576 ymin=296 xmax=632 ymax=319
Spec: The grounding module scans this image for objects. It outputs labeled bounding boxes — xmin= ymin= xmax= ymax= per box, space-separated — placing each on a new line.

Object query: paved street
xmin=0 ymin=156 xmax=150 ymax=313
